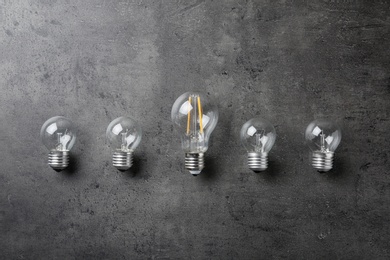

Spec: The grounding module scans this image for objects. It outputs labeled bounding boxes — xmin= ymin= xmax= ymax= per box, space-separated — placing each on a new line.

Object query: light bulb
xmin=240 ymin=118 xmax=276 ymax=171
xmin=171 ymin=92 xmax=218 ymax=176
xmin=305 ymin=119 xmax=342 ymax=172
xmin=106 ymin=116 xmax=142 ymax=171
xmin=40 ymin=116 xmax=76 ymax=171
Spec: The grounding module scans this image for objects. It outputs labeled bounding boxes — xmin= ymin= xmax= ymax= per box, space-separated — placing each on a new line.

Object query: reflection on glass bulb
xmin=240 ymin=118 xmax=276 ymax=171
xmin=106 ymin=116 xmax=142 ymax=171
xmin=171 ymin=92 xmax=218 ymax=176
xmin=40 ymin=116 xmax=76 ymax=171
xmin=305 ymin=119 xmax=341 ymax=172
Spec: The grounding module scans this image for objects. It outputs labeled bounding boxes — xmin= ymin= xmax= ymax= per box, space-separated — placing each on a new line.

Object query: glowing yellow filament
xmin=197 ymin=96 xmax=203 ymax=134
xmin=187 ymin=96 xmax=192 ymax=135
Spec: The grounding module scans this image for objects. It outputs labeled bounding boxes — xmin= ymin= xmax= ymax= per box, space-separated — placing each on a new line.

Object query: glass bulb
xmin=106 ymin=116 xmax=142 ymax=171
xmin=305 ymin=119 xmax=342 ymax=172
xmin=240 ymin=118 xmax=276 ymax=171
xmin=40 ymin=116 xmax=76 ymax=171
xmin=171 ymin=92 xmax=218 ymax=176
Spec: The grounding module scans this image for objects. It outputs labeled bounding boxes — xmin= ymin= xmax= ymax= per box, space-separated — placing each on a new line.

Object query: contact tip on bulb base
xmin=48 ymin=150 xmax=69 ymax=171
xmin=248 ymin=152 xmax=268 ymax=172
xmin=113 ymin=151 xmax=133 ymax=171
xmin=185 ymin=153 xmax=204 ymax=176
xmin=312 ymin=151 xmax=334 ymax=172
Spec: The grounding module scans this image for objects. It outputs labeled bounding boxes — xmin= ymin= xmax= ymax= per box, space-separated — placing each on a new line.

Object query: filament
xmin=187 ymin=96 xmax=191 ymax=135
xmin=197 ymin=96 xmax=203 ymax=134
xmin=186 ymin=95 xmax=204 ymax=135
xmin=193 ymin=95 xmax=196 ymax=135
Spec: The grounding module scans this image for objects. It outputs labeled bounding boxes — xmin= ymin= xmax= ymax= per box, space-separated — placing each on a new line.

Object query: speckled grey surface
xmin=1 ymin=0 xmax=390 ymax=259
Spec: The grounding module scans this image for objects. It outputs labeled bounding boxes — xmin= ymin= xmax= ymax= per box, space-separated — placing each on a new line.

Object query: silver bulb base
xmin=48 ymin=150 xmax=69 ymax=171
xmin=113 ymin=151 xmax=133 ymax=171
xmin=185 ymin=153 xmax=204 ymax=176
xmin=248 ymin=152 xmax=268 ymax=172
xmin=312 ymin=151 xmax=334 ymax=172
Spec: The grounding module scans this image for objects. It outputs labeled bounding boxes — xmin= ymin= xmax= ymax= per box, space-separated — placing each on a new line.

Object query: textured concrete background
xmin=1 ymin=0 xmax=390 ymax=259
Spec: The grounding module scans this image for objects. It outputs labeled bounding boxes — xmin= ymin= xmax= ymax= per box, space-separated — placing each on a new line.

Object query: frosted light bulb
xmin=106 ymin=116 xmax=142 ymax=171
xmin=240 ymin=118 xmax=276 ymax=171
xmin=40 ymin=116 xmax=76 ymax=171
xmin=171 ymin=92 xmax=218 ymax=176
xmin=305 ymin=119 xmax=342 ymax=172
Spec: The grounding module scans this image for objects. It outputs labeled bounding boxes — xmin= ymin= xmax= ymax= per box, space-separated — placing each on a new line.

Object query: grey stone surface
xmin=1 ymin=0 xmax=390 ymax=258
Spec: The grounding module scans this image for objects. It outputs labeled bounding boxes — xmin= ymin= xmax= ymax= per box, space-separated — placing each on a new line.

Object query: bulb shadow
xmin=199 ymin=157 xmax=219 ymax=181
xmin=320 ymin=156 xmax=350 ymax=181
xmin=62 ymin=153 xmax=78 ymax=176
xmin=254 ymin=157 xmax=284 ymax=183
xmin=121 ymin=154 xmax=148 ymax=179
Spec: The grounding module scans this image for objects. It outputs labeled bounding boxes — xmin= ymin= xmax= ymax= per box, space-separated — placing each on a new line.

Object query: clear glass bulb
xmin=240 ymin=118 xmax=276 ymax=171
xmin=40 ymin=116 xmax=76 ymax=171
xmin=171 ymin=92 xmax=218 ymax=176
xmin=106 ymin=116 xmax=142 ymax=171
xmin=305 ymin=119 xmax=342 ymax=172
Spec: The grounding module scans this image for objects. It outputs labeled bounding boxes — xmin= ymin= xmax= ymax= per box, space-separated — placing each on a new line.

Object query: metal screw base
xmin=185 ymin=153 xmax=204 ymax=176
xmin=248 ymin=152 xmax=268 ymax=172
xmin=312 ymin=151 xmax=334 ymax=172
xmin=48 ymin=151 xmax=69 ymax=171
xmin=113 ymin=151 xmax=133 ymax=171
